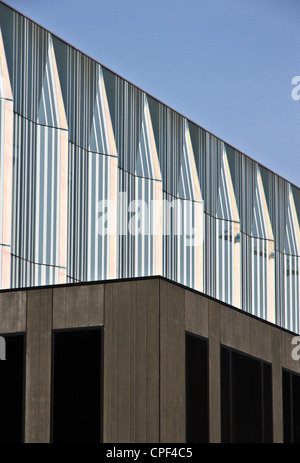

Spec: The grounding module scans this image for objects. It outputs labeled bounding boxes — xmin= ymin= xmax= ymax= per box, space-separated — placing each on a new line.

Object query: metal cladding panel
xmin=0 ymin=2 xmax=299 ymax=332
xmin=10 ymin=34 xmax=68 ymax=288
xmin=0 ymin=26 xmax=13 ymax=289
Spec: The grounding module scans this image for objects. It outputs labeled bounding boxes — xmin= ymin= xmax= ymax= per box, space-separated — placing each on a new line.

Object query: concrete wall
xmin=184 ymin=279 xmax=300 ymax=443
xmin=0 ymin=276 xmax=300 ymax=443
xmin=160 ymin=279 xmax=186 ymax=442
xmin=0 ymin=290 xmax=26 ymax=333
xmin=103 ymin=279 xmax=160 ymax=443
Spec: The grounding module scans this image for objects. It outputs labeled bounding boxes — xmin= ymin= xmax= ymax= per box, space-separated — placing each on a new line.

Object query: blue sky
xmin=3 ymin=0 xmax=300 ymax=187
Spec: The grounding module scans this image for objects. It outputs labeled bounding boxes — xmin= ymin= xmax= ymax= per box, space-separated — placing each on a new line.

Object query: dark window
xmin=282 ymin=369 xmax=300 ymax=443
xmin=221 ymin=346 xmax=273 ymax=443
xmin=0 ymin=333 xmax=25 ymax=443
xmin=51 ymin=328 xmax=102 ymax=443
xmin=186 ymin=332 xmax=209 ymax=443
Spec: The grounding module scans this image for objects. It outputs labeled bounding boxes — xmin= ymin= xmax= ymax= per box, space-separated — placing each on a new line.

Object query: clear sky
xmin=3 ymin=0 xmax=300 ymax=187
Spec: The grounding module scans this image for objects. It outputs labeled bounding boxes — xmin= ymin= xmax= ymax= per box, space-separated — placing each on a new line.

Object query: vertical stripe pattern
xmin=0 ymin=27 xmax=13 ymax=288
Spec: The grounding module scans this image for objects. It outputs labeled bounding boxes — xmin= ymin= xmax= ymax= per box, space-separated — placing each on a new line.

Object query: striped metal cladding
xmin=0 ymin=25 xmax=13 ymax=289
xmin=0 ymin=2 xmax=299 ymax=332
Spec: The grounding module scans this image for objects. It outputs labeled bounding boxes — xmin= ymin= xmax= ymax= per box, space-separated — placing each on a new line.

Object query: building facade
xmin=0 ymin=1 xmax=299 ymax=333
xmin=0 ymin=1 xmax=300 ymax=444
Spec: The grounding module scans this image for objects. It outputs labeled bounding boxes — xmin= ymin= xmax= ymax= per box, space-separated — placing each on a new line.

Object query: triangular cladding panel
xmin=35 ymin=36 xmax=68 ymax=284
xmin=89 ymin=65 xmax=117 ymax=156
xmin=252 ymin=168 xmax=274 ymax=240
xmin=135 ymin=94 xmax=161 ymax=181
xmin=216 ymin=148 xmax=239 ymax=222
xmin=178 ymin=120 xmax=202 ymax=201
xmin=285 ymin=187 xmax=300 ymax=256
xmin=0 ymin=27 xmax=12 ymax=100
xmin=87 ymin=64 xmax=118 ymax=281
xmin=37 ymin=37 xmax=67 ymax=129
xmin=134 ymin=93 xmax=162 ymax=277
xmin=0 ymin=56 xmax=4 ymax=98
xmin=250 ymin=167 xmax=275 ymax=324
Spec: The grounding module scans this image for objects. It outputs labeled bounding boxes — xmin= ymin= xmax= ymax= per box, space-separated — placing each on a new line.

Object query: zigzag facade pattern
xmin=0 ymin=2 xmax=299 ymax=332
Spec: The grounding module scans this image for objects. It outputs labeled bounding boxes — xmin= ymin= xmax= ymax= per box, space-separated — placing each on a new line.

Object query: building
xmin=0 ymin=0 xmax=299 ymax=443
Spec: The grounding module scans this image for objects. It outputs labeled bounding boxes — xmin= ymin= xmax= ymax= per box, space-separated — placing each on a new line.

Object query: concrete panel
xmin=103 ymin=279 xmax=160 ymax=443
xmin=88 ymin=284 xmax=104 ymax=326
xmin=271 ymin=328 xmax=283 ymax=443
xmin=0 ymin=290 xmax=26 ymax=333
xmin=245 ymin=316 xmax=272 ymax=362
xmin=208 ymin=300 xmax=221 ymax=443
xmin=221 ymin=305 xmax=272 ymax=362
xmin=103 ymin=282 xmax=114 ymax=442
xmin=25 ymin=288 xmax=52 ymax=443
xmin=281 ymin=329 xmax=300 ymax=374
xmin=77 ymin=285 xmax=90 ymax=326
xmin=65 ymin=286 xmax=79 ymax=327
xmin=53 ymin=284 xmax=104 ymax=329
xmin=144 ymin=280 xmax=160 ymax=443
xmin=16 ymin=291 xmax=26 ymax=332
xmin=115 ymin=281 xmax=132 ymax=442
xmin=185 ymin=291 xmax=208 ymax=337
xmin=220 ymin=305 xmax=243 ymax=351
xmin=134 ymin=279 xmax=160 ymax=442
xmin=159 ymin=279 xmax=186 ymax=443
xmin=52 ymin=286 xmax=65 ymax=329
